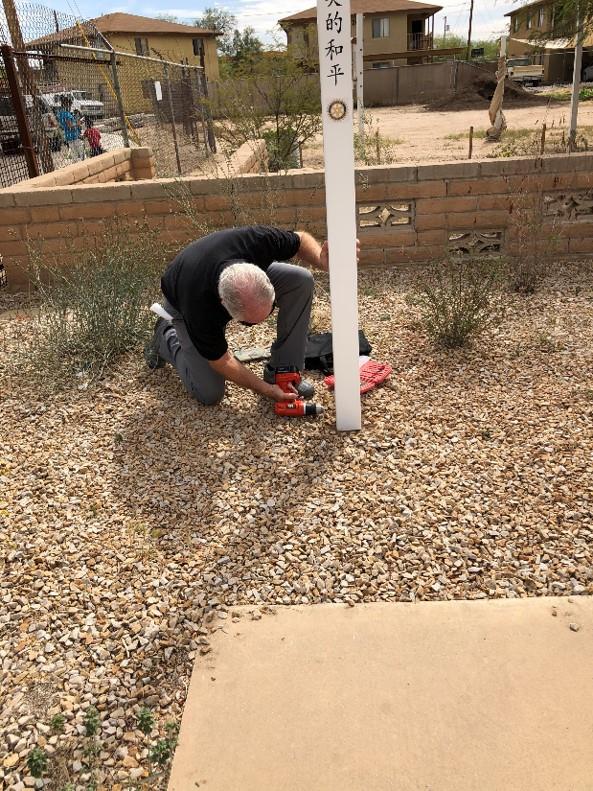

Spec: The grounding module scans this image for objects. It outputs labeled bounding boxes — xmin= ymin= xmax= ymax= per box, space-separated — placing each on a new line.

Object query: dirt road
xmin=303 ymin=99 xmax=593 ymax=166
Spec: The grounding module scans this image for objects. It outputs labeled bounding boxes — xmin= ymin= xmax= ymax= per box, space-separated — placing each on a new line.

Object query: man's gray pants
xmin=156 ymin=262 xmax=314 ymax=405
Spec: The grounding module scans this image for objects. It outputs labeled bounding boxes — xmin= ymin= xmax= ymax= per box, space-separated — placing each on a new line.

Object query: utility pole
xmin=466 ymin=0 xmax=475 ymax=61
xmin=569 ymin=6 xmax=584 ymax=151
xmin=443 ymin=15 xmax=448 ymax=44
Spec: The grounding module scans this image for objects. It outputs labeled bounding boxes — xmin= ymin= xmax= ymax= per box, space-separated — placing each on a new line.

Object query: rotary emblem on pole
xmin=328 ymin=100 xmax=348 ymax=121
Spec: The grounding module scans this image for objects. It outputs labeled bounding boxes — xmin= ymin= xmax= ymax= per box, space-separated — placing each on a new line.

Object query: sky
xmin=44 ymin=0 xmax=526 ymax=45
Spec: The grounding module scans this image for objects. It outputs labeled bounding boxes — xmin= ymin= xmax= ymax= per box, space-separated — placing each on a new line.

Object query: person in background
xmin=83 ymin=116 xmax=104 ymax=157
xmin=56 ymin=95 xmax=83 ymax=161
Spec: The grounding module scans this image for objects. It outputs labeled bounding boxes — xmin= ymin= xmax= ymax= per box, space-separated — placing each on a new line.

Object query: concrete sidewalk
xmin=169 ymin=597 xmax=593 ymax=791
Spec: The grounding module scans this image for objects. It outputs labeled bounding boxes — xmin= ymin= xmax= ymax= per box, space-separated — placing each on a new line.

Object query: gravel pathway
xmin=1 ymin=265 xmax=592 ymax=790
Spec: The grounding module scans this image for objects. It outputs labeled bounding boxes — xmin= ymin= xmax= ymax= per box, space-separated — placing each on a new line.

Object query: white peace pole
xmin=317 ymin=0 xmax=361 ymax=432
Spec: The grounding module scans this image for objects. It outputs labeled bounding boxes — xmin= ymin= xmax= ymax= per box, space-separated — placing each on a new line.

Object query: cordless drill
xmin=273 ymin=366 xmax=324 ymax=417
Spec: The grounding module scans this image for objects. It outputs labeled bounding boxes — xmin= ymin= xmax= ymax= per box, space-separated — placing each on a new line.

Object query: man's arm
xmin=209 ymin=351 xmax=296 ymax=402
xmin=296 ymin=231 xmax=360 ymax=271
xmin=296 ymin=231 xmax=327 ymax=271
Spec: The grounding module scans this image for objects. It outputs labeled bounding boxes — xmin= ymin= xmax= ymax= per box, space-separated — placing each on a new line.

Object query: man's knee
xmin=292 ymin=267 xmax=314 ymax=296
xmin=189 ymin=381 xmax=225 ymax=406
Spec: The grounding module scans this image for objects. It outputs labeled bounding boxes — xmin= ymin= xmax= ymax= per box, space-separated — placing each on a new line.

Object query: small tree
xmin=194 ymin=7 xmax=237 ymax=55
xmin=433 ymin=34 xmax=499 ymax=60
xmin=230 ymin=28 xmax=263 ymax=61
xmin=214 ymin=54 xmax=321 ymax=171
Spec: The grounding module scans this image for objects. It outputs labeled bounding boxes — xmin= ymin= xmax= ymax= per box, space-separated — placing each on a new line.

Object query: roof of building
xmin=279 ymin=0 xmax=442 ymax=24
xmin=504 ymin=1 xmax=550 ymax=18
xmin=91 ymin=12 xmax=218 ymax=35
xmin=27 ymin=12 xmax=217 ymax=46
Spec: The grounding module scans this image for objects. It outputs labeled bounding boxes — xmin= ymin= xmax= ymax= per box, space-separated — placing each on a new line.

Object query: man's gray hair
xmin=218 ymin=262 xmax=275 ymax=320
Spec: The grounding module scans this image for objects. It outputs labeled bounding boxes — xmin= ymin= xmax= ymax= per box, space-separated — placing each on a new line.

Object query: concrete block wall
xmin=1 ymin=152 xmax=593 ymax=290
xmin=8 ymin=148 xmax=156 ymax=191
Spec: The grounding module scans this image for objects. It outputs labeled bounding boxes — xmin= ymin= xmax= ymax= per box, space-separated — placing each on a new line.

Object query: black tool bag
xmin=304 ymin=331 xmax=372 ymax=374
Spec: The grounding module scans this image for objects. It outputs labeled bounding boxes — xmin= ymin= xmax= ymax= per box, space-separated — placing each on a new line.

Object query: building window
xmin=371 ymin=61 xmax=390 ymax=69
xmin=526 ymin=12 xmax=533 ymax=29
xmin=192 ymin=37 xmax=204 ymax=56
xmin=513 ymin=15 xmax=520 ymax=32
xmin=372 ymin=17 xmax=390 ymax=38
xmin=135 ymin=37 xmax=149 ymax=56
xmin=537 ymin=7 xmax=545 ymax=26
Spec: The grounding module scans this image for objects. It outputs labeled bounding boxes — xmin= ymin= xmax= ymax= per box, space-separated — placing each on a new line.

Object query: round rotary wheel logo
xmin=328 ymin=100 xmax=347 ymax=121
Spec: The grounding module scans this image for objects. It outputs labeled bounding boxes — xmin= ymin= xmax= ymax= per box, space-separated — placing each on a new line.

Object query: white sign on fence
xmin=317 ymin=0 xmax=362 ymax=432
xmin=154 ymin=81 xmax=163 ymax=101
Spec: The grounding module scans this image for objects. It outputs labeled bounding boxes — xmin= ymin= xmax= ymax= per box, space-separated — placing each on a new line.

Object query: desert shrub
xmin=213 ymin=54 xmax=321 ymax=173
xmin=22 ymin=220 xmax=170 ymax=386
xmin=262 ymin=127 xmax=300 ymax=171
xmin=410 ymin=256 xmax=504 ymax=348
xmin=506 ymin=192 xmax=558 ymax=294
xmin=354 ymin=114 xmax=400 ymax=166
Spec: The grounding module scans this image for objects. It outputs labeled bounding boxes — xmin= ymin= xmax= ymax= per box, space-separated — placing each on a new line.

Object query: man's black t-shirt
xmin=161 ymin=225 xmax=300 ymax=361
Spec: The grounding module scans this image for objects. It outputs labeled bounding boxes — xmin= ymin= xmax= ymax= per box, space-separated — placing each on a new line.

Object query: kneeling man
xmin=146 ymin=225 xmax=330 ymax=405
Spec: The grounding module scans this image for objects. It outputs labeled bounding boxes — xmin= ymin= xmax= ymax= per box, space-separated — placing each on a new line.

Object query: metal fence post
xmin=199 ymin=72 xmax=217 ymax=154
xmin=163 ymin=62 xmax=182 ymax=175
xmin=110 ymin=51 xmax=130 ymax=148
xmin=1 ymin=44 xmax=39 ymax=178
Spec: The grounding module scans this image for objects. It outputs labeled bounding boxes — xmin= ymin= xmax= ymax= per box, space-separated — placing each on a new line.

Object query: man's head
xmin=218 ymin=262 xmax=275 ymax=325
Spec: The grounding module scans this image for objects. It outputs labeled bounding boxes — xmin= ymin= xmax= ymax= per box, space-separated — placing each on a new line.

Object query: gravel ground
xmin=1 ymin=263 xmax=593 ymax=789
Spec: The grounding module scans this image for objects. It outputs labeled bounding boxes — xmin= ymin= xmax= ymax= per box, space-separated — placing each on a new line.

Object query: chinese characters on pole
xmin=317 ymin=0 xmax=361 ymax=431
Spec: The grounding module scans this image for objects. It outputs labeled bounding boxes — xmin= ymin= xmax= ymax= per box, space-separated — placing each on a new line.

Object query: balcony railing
xmin=408 ymin=32 xmax=433 ymax=51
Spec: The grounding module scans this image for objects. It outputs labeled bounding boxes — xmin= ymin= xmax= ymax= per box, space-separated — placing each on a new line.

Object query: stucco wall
xmin=1 ymin=152 xmax=592 ymax=290
xmin=108 ymin=32 xmax=219 ymax=81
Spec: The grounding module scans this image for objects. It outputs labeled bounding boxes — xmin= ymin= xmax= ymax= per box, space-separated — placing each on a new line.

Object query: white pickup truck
xmin=506 ymin=58 xmax=545 ymax=86
xmin=42 ymin=90 xmax=104 ymax=119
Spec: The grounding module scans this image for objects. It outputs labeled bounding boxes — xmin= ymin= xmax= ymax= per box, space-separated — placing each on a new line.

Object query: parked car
xmin=0 ymin=94 xmax=63 ymax=154
xmin=583 ymin=64 xmax=593 ymax=82
xmin=43 ymin=90 xmax=104 ymax=120
xmin=506 ymin=58 xmax=544 ymax=86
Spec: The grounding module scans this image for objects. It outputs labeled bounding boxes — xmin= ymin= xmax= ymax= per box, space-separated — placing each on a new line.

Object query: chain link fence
xmin=0 ymin=1 xmax=216 ymax=188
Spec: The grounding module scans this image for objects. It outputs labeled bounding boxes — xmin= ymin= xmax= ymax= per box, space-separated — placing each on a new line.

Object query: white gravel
xmin=1 ymin=263 xmax=592 ymax=789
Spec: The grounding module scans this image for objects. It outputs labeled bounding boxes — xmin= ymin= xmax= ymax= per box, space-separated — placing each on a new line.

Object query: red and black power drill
xmin=273 ymin=366 xmax=324 ymax=418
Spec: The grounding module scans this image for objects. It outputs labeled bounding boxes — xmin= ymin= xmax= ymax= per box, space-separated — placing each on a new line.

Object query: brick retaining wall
xmin=1 ymin=152 xmax=592 ymax=290
xmin=8 ymin=147 xmax=156 ymax=191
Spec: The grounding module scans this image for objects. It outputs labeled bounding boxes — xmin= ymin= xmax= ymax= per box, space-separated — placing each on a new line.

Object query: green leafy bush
xmin=410 ymin=257 xmax=504 ymax=348
xmin=27 ymin=747 xmax=48 ymax=778
xmin=137 ymin=707 xmax=155 ymax=735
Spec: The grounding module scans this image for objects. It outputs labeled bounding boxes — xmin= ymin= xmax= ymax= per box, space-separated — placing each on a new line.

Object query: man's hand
xmin=298 ymin=232 xmax=361 ymax=271
xmin=319 ymin=239 xmax=361 ymax=271
xmin=210 ymin=351 xmax=298 ymax=402
xmin=268 ymin=384 xmax=298 ymax=402
xmin=320 ymin=241 xmax=329 ymax=271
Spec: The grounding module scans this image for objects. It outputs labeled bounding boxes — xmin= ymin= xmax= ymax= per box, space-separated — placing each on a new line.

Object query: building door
xmin=410 ymin=19 xmax=424 ymax=49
